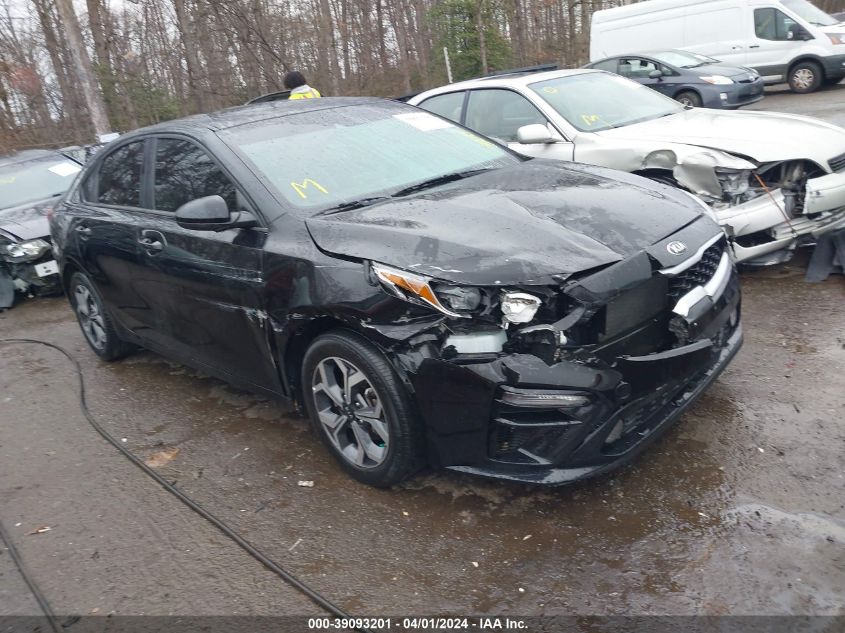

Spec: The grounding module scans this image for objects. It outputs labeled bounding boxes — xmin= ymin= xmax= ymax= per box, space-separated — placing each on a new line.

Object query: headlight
xmin=827 ymin=33 xmax=845 ymax=45
xmin=3 ymin=239 xmax=50 ymax=262
xmin=371 ymin=262 xmax=468 ymax=318
xmin=500 ymin=292 xmax=541 ymax=327
xmin=715 ymin=168 xmax=751 ymax=197
xmin=701 ymin=75 xmax=734 ymax=85
xmin=435 ymin=285 xmax=482 ymax=312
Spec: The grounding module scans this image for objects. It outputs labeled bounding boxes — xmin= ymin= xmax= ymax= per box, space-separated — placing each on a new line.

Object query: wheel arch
xmin=61 ymin=257 xmax=84 ymax=294
xmin=280 ymin=315 xmax=365 ymax=403
xmin=787 ymin=56 xmax=826 ymax=80
xmin=672 ymin=86 xmax=703 ymax=101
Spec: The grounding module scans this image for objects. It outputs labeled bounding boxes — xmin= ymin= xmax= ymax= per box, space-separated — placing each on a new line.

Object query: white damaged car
xmin=410 ymin=69 xmax=845 ymax=265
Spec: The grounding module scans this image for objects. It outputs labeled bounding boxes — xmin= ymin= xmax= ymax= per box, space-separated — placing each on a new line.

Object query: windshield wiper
xmin=320 ymin=196 xmax=391 ymax=215
xmin=392 ymin=168 xmax=492 ymax=198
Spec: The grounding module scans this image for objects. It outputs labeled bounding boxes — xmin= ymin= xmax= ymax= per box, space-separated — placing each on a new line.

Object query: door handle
xmin=139 ymin=230 xmax=166 ymax=254
xmin=139 ymin=237 xmax=163 ymax=253
xmin=749 ymin=45 xmax=760 ymax=49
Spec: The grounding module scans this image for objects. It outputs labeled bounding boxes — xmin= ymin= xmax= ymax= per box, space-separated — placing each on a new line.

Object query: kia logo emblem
xmin=667 ymin=241 xmax=687 ymax=256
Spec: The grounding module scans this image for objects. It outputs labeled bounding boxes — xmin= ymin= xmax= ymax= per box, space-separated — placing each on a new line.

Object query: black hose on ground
xmin=0 ymin=338 xmax=370 ymax=633
xmin=0 ymin=518 xmax=63 ymax=633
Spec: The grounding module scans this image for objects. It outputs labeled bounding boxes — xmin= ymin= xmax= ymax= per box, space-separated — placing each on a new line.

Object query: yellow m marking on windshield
xmin=290 ymin=179 xmax=328 ymax=200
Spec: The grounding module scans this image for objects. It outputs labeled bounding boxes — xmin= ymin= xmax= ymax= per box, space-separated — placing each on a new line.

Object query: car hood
xmin=689 ymin=63 xmax=758 ymax=80
xmin=0 ymin=201 xmax=52 ymax=242
xmin=595 ymin=108 xmax=845 ymax=165
xmin=305 ymin=161 xmax=709 ymax=285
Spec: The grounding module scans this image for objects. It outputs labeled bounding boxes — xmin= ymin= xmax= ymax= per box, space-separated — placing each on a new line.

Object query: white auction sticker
xmin=48 ymin=162 xmax=82 ymax=178
xmin=34 ymin=260 xmax=59 ymax=277
xmin=393 ymin=112 xmax=453 ymax=131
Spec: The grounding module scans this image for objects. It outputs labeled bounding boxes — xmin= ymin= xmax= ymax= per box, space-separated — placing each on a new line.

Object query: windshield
xmin=650 ymin=50 xmax=721 ymax=68
xmin=0 ymin=156 xmax=81 ymax=209
xmin=781 ymin=0 xmax=838 ymax=26
xmin=529 ymin=73 xmax=684 ymax=133
xmin=223 ymin=103 xmax=519 ymax=211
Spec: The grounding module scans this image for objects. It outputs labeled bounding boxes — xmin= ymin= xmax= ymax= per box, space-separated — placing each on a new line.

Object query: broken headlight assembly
xmin=715 ymin=167 xmax=752 ymax=204
xmin=371 ymin=262 xmax=546 ymax=328
xmin=500 ymin=292 xmax=541 ymax=328
xmin=371 ymin=262 xmax=484 ymax=318
xmin=2 ymin=239 xmax=50 ymax=263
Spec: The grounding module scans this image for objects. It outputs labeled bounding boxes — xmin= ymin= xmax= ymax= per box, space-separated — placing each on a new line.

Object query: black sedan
xmin=0 ymin=149 xmax=84 ymax=309
xmin=586 ymin=50 xmax=765 ymax=109
xmin=50 ymin=98 xmax=742 ymax=487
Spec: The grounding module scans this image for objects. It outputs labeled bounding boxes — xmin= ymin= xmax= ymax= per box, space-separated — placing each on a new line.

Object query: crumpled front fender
xmin=575 ymin=135 xmax=756 ymax=199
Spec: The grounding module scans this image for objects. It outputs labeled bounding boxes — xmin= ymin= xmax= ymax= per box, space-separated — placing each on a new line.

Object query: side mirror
xmin=649 ymin=69 xmax=664 ymax=80
xmin=175 ymin=195 xmax=258 ymax=231
xmin=517 ymin=124 xmax=555 ymax=145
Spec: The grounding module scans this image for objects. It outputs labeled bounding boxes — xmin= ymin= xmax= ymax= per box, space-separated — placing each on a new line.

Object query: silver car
xmin=410 ymin=68 xmax=845 ymax=266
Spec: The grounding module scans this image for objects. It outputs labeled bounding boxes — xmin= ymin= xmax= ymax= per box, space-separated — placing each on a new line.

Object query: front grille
xmin=668 ymin=240 xmax=725 ymax=303
xmin=829 ymin=152 xmax=845 ymax=173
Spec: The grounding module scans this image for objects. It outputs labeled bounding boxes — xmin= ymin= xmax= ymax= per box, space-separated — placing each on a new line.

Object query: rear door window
xmin=95 ymin=141 xmax=145 ymax=207
xmin=418 ymin=92 xmax=466 ymax=123
xmin=153 ymin=138 xmax=237 ymax=213
xmin=464 ymin=89 xmax=548 ymax=143
xmin=591 ymin=59 xmax=619 ymax=73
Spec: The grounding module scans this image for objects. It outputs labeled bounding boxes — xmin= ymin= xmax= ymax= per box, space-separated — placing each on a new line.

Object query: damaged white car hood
xmin=593 ymin=108 xmax=845 ymax=166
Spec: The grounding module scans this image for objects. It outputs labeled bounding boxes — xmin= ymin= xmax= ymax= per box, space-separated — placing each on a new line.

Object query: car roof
xmin=119 ymin=97 xmax=387 ymax=139
xmin=0 ymin=148 xmax=63 ymax=168
xmin=414 ymin=68 xmax=600 ymax=97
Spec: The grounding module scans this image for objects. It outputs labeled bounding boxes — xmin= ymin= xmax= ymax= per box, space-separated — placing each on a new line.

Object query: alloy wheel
xmin=311 ymin=356 xmax=389 ymax=469
xmin=74 ymin=284 xmax=107 ymax=350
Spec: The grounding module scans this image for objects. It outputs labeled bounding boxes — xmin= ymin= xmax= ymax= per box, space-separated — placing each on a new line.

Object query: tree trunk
xmin=172 ymin=0 xmax=206 ymax=113
xmin=476 ymin=0 xmax=488 ymax=75
xmin=54 ymin=0 xmax=112 ymax=138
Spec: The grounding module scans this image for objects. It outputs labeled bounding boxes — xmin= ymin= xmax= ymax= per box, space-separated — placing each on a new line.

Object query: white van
xmin=590 ymin=0 xmax=845 ymax=93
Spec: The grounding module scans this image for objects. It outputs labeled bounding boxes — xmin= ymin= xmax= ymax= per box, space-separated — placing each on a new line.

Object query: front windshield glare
xmin=782 ymin=0 xmax=838 ymax=26
xmin=225 ymin=104 xmax=518 ymax=211
xmin=651 ymin=50 xmax=719 ymax=68
xmin=0 ymin=158 xmax=81 ymax=209
xmin=530 ymin=73 xmax=684 ymax=133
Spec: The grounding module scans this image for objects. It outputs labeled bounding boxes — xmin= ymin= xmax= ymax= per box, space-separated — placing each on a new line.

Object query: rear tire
xmin=675 ymin=91 xmax=702 ymax=108
xmin=302 ymin=331 xmax=424 ymax=487
xmin=788 ymin=61 xmax=823 ymax=93
xmin=69 ymin=272 xmax=133 ymax=361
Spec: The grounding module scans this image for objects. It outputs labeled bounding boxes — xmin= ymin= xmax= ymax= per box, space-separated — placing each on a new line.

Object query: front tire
xmin=69 ymin=272 xmax=133 ymax=361
xmin=302 ymin=331 xmax=424 ymax=487
xmin=788 ymin=61 xmax=823 ymax=93
xmin=675 ymin=91 xmax=702 ymax=108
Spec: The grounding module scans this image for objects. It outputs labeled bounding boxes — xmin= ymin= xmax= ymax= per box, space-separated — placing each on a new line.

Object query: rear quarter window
xmin=91 ymin=141 xmax=145 ymax=207
xmin=418 ymin=92 xmax=465 ymax=123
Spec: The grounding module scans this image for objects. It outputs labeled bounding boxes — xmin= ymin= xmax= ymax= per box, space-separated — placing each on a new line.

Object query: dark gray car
xmin=585 ymin=50 xmax=765 ymax=109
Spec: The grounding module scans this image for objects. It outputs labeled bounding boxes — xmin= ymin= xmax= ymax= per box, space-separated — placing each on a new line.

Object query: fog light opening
xmin=500 ymin=388 xmax=592 ymax=409
xmin=605 ymin=419 xmax=624 ymax=445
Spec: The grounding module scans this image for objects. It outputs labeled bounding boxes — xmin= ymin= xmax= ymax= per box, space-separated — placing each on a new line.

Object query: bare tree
xmin=54 ymin=0 xmax=111 ymax=137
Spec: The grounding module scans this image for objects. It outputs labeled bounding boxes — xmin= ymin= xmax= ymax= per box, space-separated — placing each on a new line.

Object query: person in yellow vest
xmin=284 ymin=71 xmax=321 ymax=100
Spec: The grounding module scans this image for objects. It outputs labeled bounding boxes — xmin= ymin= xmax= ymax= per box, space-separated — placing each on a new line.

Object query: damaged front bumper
xmin=406 ymin=257 xmax=742 ymax=485
xmin=0 ymin=253 xmax=62 ymax=309
xmin=716 ymin=169 xmax=845 ymax=265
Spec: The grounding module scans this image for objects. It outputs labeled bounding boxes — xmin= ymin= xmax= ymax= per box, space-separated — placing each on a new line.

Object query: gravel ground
xmin=1 ymin=86 xmax=844 ymax=626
